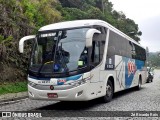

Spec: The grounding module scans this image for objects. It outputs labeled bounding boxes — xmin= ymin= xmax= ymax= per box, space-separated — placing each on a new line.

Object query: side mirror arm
xmin=85 ymin=29 xmax=101 ymax=47
xmin=19 ymin=35 xmax=36 ymax=53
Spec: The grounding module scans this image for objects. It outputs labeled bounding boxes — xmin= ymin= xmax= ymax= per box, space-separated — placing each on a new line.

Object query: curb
xmin=0 ymin=92 xmax=28 ymax=103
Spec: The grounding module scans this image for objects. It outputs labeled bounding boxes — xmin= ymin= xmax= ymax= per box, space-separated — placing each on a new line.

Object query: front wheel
xmin=102 ymin=80 xmax=113 ymax=103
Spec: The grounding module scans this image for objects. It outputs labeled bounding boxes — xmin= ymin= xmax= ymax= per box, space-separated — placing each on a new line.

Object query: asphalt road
xmin=0 ymin=69 xmax=160 ymax=119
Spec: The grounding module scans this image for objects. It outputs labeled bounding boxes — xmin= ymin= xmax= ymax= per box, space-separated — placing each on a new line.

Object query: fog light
xmin=29 ymin=91 xmax=34 ymax=97
xmin=77 ymin=90 xmax=83 ymax=96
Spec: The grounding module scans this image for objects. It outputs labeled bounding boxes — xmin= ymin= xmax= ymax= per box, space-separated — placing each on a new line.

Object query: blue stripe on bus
xmin=123 ymin=57 xmax=145 ymax=88
xmin=66 ymin=74 xmax=82 ymax=81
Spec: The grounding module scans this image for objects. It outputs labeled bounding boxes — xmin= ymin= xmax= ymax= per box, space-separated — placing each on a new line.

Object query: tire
xmin=146 ymin=79 xmax=149 ymax=83
xmin=135 ymin=79 xmax=141 ymax=90
xmin=150 ymin=78 xmax=152 ymax=82
xmin=148 ymin=78 xmax=151 ymax=83
xmin=102 ymin=80 xmax=114 ymax=103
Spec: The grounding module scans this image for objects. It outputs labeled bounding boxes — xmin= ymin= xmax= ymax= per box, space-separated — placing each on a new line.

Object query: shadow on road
xmin=36 ymin=98 xmax=103 ymax=110
xmin=35 ymin=87 xmax=145 ymax=110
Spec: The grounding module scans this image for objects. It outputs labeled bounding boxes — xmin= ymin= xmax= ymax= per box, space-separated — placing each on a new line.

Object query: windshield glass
xmin=30 ymin=28 xmax=89 ymax=75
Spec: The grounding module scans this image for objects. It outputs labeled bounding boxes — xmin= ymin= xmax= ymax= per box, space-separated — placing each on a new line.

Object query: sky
xmin=109 ymin=0 xmax=160 ymax=52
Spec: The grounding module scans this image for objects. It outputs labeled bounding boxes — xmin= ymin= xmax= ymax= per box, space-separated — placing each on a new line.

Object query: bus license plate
xmin=47 ymin=93 xmax=58 ymax=98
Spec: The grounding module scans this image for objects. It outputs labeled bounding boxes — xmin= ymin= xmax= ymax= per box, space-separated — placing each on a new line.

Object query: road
xmin=0 ymin=70 xmax=160 ymax=119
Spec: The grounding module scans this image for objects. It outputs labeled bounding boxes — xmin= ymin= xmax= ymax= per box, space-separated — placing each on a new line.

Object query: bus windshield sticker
xmin=78 ymin=61 xmax=83 ymax=66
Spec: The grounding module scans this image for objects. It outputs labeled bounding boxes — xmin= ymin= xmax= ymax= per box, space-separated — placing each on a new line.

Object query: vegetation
xmin=0 ymin=0 xmax=143 ymax=93
xmin=0 ymin=0 xmax=62 ymax=84
xmin=58 ymin=0 xmax=142 ymax=42
xmin=147 ymin=52 xmax=160 ymax=68
xmin=0 ymin=81 xmax=27 ymax=95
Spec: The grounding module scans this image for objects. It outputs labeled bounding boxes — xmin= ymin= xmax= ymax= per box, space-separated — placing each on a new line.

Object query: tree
xmin=58 ymin=0 xmax=142 ymax=42
xmin=0 ymin=0 xmax=62 ymax=82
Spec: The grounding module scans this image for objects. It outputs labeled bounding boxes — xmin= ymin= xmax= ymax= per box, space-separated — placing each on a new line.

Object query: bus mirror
xmin=19 ymin=35 xmax=36 ymax=53
xmin=86 ymin=29 xmax=101 ymax=47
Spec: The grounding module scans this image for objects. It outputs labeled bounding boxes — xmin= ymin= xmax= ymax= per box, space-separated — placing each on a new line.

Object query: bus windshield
xmin=29 ymin=28 xmax=89 ymax=75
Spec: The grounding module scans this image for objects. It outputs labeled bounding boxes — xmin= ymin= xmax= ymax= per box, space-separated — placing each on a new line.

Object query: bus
xmin=19 ymin=19 xmax=147 ymax=102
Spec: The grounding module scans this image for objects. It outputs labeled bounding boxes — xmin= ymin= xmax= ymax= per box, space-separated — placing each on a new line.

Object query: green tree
xmin=0 ymin=0 xmax=62 ymax=83
xmin=58 ymin=0 xmax=142 ymax=42
xmin=60 ymin=7 xmax=87 ymax=20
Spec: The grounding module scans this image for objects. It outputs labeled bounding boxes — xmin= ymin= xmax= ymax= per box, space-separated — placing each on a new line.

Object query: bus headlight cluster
xmin=65 ymin=76 xmax=91 ymax=87
xmin=28 ymin=81 xmax=37 ymax=87
xmin=68 ymin=80 xmax=85 ymax=86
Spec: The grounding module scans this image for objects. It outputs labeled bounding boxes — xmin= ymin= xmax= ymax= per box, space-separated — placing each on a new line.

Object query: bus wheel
xmin=135 ymin=78 xmax=141 ymax=90
xmin=102 ymin=80 xmax=113 ymax=103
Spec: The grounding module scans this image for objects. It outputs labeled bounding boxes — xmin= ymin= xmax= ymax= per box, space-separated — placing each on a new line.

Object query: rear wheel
xmin=149 ymin=78 xmax=152 ymax=82
xmin=102 ymin=80 xmax=113 ymax=103
xmin=135 ymin=78 xmax=142 ymax=90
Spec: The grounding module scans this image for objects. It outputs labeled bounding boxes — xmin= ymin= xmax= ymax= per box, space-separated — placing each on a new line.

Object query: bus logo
xmin=127 ymin=60 xmax=136 ymax=77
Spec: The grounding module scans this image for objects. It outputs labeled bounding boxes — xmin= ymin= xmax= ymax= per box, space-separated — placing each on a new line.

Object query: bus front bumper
xmin=28 ymin=83 xmax=90 ymax=101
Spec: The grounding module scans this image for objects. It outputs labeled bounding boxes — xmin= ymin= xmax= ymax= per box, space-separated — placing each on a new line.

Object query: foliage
xmin=58 ymin=0 xmax=142 ymax=42
xmin=0 ymin=0 xmax=62 ymax=83
xmin=0 ymin=0 xmax=143 ymax=85
xmin=0 ymin=81 xmax=27 ymax=95
xmin=60 ymin=7 xmax=87 ymax=20
xmin=147 ymin=52 xmax=160 ymax=67
xmin=86 ymin=6 xmax=105 ymax=19
xmin=21 ymin=0 xmax=62 ymax=29
xmin=0 ymin=35 xmax=13 ymax=44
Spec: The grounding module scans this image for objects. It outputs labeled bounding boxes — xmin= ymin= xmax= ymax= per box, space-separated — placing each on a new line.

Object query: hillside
xmin=147 ymin=52 xmax=160 ymax=68
xmin=0 ymin=0 xmax=142 ymax=83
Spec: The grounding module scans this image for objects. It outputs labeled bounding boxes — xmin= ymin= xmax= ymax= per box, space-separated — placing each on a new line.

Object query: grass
xmin=0 ymin=81 xmax=28 ymax=95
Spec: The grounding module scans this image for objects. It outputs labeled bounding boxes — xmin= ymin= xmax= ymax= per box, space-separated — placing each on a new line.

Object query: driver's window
xmin=91 ymin=41 xmax=100 ymax=65
xmin=94 ymin=41 xmax=100 ymax=63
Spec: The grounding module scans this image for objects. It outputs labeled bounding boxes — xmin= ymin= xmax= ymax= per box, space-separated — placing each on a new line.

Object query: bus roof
xmin=39 ymin=19 xmax=104 ymax=31
xmin=39 ymin=19 xmax=144 ymax=49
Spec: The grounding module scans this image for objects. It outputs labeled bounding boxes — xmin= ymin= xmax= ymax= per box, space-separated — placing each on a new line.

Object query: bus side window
xmin=91 ymin=26 xmax=107 ymax=66
xmin=129 ymin=41 xmax=136 ymax=59
xmin=94 ymin=41 xmax=100 ymax=63
xmin=107 ymin=46 xmax=115 ymax=58
xmin=100 ymin=41 xmax=105 ymax=60
xmin=133 ymin=43 xmax=146 ymax=61
xmin=91 ymin=41 xmax=100 ymax=65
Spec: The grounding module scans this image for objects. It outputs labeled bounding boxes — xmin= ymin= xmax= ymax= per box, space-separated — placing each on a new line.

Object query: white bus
xmin=19 ymin=19 xmax=147 ymax=102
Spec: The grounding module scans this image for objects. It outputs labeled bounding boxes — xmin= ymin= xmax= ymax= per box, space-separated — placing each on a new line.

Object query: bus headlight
xmin=65 ymin=76 xmax=91 ymax=87
xmin=68 ymin=80 xmax=85 ymax=86
xmin=28 ymin=81 xmax=37 ymax=87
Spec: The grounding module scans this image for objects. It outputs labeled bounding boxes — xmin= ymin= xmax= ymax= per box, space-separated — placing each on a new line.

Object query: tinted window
xmin=133 ymin=43 xmax=146 ymax=61
xmin=90 ymin=26 xmax=108 ymax=65
xmin=107 ymin=31 xmax=127 ymax=58
xmin=107 ymin=30 xmax=146 ymax=61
